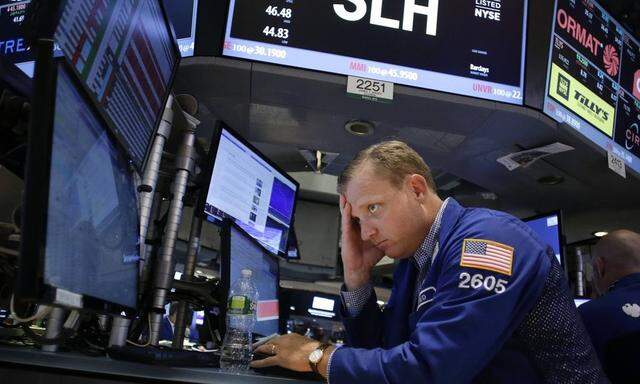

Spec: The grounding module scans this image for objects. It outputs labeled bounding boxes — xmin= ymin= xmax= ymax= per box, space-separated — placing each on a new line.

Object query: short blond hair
xmin=337 ymin=140 xmax=437 ymax=194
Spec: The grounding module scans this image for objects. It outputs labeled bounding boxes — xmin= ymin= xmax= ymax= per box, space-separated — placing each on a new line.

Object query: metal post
xmin=148 ymin=112 xmax=198 ymax=345
xmin=139 ymin=95 xmax=174 ymax=281
xmin=172 ymin=201 xmax=203 ymax=349
xmin=575 ymin=248 xmax=585 ymax=297
xmin=42 ymin=307 xmax=65 ymax=352
xmin=108 ymin=316 xmax=132 ymax=347
xmin=108 ymin=96 xmax=174 ymax=348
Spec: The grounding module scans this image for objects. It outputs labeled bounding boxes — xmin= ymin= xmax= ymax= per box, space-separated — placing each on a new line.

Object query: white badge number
xmin=458 ymin=272 xmax=508 ymax=294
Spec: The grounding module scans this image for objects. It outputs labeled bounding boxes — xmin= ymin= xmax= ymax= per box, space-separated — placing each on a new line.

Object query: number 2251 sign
xmin=347 ymin=76 xmax=394 ymax=103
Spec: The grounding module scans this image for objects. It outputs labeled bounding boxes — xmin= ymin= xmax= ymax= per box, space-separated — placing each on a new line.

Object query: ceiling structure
xmin=173 ymin=57 xmax=640 ymax=244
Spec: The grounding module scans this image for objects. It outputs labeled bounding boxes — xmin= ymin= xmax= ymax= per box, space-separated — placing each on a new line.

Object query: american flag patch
xmin=460 ymin=239 xmax=514 ymax=276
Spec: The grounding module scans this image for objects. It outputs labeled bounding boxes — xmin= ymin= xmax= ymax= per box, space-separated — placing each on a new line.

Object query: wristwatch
xmin=308 ymin=343 xmax=331 ymax=374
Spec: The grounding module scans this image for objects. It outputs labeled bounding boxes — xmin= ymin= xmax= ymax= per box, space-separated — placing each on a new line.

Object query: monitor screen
xmin=0 ymin=0 xmax=33 ymax=76
xmin=54 ymin=0 xmax=180 ymax=169
xmin=543 ymin=0 xmax=640 ymax=175
xmin=203 ymin=125 xmax=299 ymax=256
xmin=43 ymin=63 xmax=139 ymax=309
xmin=523 ymin=212 xmax=563 ymax=266
xmin=282 ymin=289 xmax=341 ymax=321
xmin=223 ymin=0 xmax=528 ymax=105
xmin=163 ymin=0 xmax=198 ymax=57
xmin=228 ymin=225 xmax=279 ymax=337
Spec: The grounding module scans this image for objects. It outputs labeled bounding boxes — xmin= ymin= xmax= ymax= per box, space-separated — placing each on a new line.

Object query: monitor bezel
xmin=219 ymin=220 xmax=282 ymax=337
xmin=198 ymin=121 xmax=300 ymax=258
xmin=285 ymin=225 xmax=301 ymax=261
xmin=53 ymin=0 xmax=182 ymax=172
xmin=522 ymin=209 xmax=566 ymax=269
xmin=16 ymin=55 xmax=140 ymax=315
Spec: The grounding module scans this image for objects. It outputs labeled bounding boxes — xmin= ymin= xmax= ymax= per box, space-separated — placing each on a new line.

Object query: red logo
xmin=557 ymin=9 xmax=602 ymax=57
xmin=603 ymin=45 xmax=619 ymax=77
xmin=634 ymin=70 xmax=640 ymax=100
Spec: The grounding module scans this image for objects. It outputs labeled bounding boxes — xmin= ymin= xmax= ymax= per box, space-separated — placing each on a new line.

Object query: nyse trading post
xmin=544 ymin=0 xmax=640 ymax=175
xmin=223 ymin=0 xmax=528 ymax=105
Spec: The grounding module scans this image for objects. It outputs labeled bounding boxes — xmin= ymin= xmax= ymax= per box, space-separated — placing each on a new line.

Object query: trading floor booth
xmin=1 ymin=0 xmax=640 ymax=383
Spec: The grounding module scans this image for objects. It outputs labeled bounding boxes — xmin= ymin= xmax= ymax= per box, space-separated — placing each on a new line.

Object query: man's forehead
xmin=345 ymin=164 xmax=396 ymax=205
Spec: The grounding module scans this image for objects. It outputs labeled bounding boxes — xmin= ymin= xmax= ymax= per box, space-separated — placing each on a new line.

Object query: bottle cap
xmin=241 ymin=269 xmax=252 ymax=278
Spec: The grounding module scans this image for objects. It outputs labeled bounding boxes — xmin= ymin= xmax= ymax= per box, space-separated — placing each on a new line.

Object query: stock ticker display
xmin=55 ymin=0 xmax=178 ymax=169
xmin=223 ymin=0 xmax=528 ymax=105
xmin=544 ymin=0 xmax=640 ymax=174
xmin=0 ymin=0 xmax=33 ymax=76
xmin=163 ymin=0 xmax=198 ymax=57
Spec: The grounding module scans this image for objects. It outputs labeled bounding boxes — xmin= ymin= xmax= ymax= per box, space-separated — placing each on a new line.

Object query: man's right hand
xmin=340 ymin=195 xmax=385 ymax=291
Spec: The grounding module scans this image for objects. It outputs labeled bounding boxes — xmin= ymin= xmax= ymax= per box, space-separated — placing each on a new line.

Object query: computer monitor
xmin=0 ymin=0 xmax=33 ymax=77
xmin=202 ymin=123 xmax=299 ymax=257
xmin=522 ymin=211 xmax=564 ymax=267
xmin=53 ymin=0 xmax=180 ymax=170
xmin=220 ymin=222 xmax=280 ymax=337
xmin=281 ymin=289 xmax=341 ymax=322
xmin=163 ymin=0 xmax=198 ymax=57
xmin=17 ymin=58 xmax=139 ymax=313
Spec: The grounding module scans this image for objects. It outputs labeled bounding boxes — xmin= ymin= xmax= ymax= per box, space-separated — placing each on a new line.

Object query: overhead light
xmin=345 ymin=119 xmax=374 ymax=136
xmin=537 ymin=175 xmax=564 ymax=185
xmin=593 ymin=231 xmax=608 ymax=238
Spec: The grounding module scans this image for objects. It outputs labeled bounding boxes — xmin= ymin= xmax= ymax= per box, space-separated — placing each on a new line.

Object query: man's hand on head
xmin=340 ymin=195 xmax=385 ymax=291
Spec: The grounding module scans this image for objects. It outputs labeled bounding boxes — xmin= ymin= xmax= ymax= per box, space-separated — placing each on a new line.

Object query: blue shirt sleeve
xmin=340 ymin=282 xmax=374 ymax=317
xmin=330 ymin=216 xmax=550 ymax=384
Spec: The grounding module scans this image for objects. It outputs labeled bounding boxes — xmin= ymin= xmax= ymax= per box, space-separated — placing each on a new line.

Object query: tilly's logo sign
xmin=549 ymin=64 xmax=615 ymax=137
xmin=573 ymin=89 xmax=610 ymax=122
xmin=333 ymin=0 xmax=439 ymax=36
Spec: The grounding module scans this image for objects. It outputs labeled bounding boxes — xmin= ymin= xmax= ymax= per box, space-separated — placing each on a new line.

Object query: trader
xmin=252 ymin=141 xmax=607 ymax=383
xmin=579 ymin=230 xmax=640 ymax=382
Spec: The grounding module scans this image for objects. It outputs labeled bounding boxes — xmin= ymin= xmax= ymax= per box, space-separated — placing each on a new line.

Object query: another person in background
xmin=579 ymin=230 xmax=640 ymax=383
xmin=160 ymin=302 xmax=199 ymax=343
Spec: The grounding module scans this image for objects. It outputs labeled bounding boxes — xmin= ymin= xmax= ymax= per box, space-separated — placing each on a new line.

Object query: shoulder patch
xmin=460 ymin=238 xmax=514 ymax=276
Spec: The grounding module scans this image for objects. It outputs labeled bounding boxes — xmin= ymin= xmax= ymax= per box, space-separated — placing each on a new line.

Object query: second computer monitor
xmin=523 ymin=211 xmax=564 ymax=267
xmin=203 ymin=123 xmax=299 ymax=257
xmin=221 ymin=223 xmax=280 ymax=337
xmin=18 ymin=59 xmax=139 ymax=312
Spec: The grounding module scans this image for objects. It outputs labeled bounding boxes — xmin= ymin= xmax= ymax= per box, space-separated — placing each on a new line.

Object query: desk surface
xmin=0 ymin=344 xmax=319 ymax=384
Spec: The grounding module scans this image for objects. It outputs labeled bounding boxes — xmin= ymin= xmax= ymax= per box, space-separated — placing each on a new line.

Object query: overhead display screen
xmin=163 ymin=0 xmax=198 ymax=57
xmin=544 ymin=0 xmax=640 ymax=175
xmin=223 ymin=0 xmax=528 ymax=105
xmin=0 ymin=0 xmax=31 ymax=75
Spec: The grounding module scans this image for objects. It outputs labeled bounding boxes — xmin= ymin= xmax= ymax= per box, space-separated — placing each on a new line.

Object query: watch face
xmin=309 ymin=349 xmax=323 ymax=364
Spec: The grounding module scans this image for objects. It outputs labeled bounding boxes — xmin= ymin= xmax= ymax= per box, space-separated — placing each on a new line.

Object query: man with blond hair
xmin=252 ymin=141 xmax=607 ymax=383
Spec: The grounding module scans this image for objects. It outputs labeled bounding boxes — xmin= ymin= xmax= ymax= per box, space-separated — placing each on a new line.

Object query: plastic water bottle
xmin=220 ymin=269 xmax=258 ymax=372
